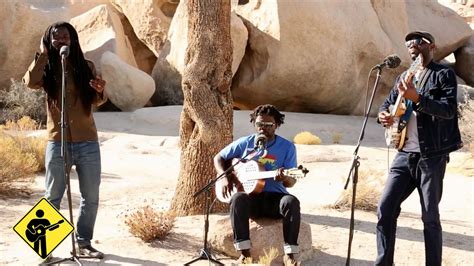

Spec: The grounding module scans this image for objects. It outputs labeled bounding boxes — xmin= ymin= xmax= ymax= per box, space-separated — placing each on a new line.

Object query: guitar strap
xmin=397 ymin=67 xmax=432 ymax=132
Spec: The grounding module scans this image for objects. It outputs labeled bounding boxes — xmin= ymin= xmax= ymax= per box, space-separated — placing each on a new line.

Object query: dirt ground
xmin=1 ymin=108 xmax=472 ymax=265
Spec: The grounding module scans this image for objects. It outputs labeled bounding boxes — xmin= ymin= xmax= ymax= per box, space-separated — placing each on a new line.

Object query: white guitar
xmin=215 ymin=159 xmax=308 ymax=203
xmin=385 ymin=54 xmax=422 ymax=150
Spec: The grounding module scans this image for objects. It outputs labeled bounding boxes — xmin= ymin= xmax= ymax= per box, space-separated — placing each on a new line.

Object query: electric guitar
xmin=215 ymin=159 xmax=308 ymax=203
xmin=26 ymin=220 xmax=64 ymax=242
xmin=385 ymin=54 xmax=422 ymax=150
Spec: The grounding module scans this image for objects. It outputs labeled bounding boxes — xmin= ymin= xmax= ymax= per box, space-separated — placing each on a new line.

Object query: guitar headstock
xmin=406 ymin=54 xmax=422 ymax=77
xmin=298 ymin=165 xmax=309 ymax=177
xmin=285 ymin=165 xmax=309 ymax=179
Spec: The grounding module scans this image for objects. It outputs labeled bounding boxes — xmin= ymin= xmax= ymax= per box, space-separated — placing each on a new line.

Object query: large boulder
xmin=26 ymin=0 xmax=109 ymax=18
xmin=110 ymin=0 xmax=179 ymax=57
xmin=113 ymin=11 xmax=157 ymax=75
xmin=229 ymin=0 xmax=472 ymax=115
xmin=208 ymin=216 xmax=313 ymax=264
xmin=101 ymin=52 xmax=155 ymax=111
xmin=438 ymin=0 xmax=474 ymax=24
xmin=0 ymin=0 xmax=113 ymax=91
xmin=0 ymin=1 xmax=67 ymax=90
xmin=455 ymin=35 xmax=474 ymax=86
xmin=70 ymin=5 xmax=138 ymax=75
xmin=150 ymin=0 xmax=248 ymax=105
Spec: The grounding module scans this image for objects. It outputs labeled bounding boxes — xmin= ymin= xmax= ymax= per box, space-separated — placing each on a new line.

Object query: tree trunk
xmin=170 ymin=0 xmax=233 ymax=216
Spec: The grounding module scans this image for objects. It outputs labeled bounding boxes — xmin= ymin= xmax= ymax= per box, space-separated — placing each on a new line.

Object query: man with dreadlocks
xmin=214 ymin=104 xmax=301 ymax=266
xmin=23 ymin=22 xmax=106 ymax=259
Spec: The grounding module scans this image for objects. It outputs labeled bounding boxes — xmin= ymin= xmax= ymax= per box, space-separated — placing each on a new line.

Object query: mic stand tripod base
xmin=46 ymin=251 xmax=100 ymax=266
xmin=184 ymin=249 xmax=223 ymax=266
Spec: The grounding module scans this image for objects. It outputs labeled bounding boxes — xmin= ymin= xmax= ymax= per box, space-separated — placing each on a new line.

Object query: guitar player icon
xmin=26 ymin=209 xmax=63 ymax=259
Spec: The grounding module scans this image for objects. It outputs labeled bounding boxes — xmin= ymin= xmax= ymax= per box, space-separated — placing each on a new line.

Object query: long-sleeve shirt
xmin=23 ymin=53 xmax=106 ymax=142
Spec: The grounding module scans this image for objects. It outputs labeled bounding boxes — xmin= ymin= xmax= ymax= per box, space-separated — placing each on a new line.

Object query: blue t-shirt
xmin=219 ymin=134 xmax=297 ymax=194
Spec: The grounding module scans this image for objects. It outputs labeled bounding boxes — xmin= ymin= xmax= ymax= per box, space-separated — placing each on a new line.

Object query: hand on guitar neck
xmin=275 ymin=168 xmax=296 ymax=188
xmin=398 ymin=75 xmax=420 ymax=103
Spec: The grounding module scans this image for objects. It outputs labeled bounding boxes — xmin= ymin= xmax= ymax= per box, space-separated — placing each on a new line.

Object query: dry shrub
xmin=293 ymin=131 xmax=322 ymax=145
xmin=0 ymin=116 xmax=47 ymax=194
xmin=332 ymin=132 xmax=343 ymax=144
xmin=124 ymin=206 xmax=176 ymax=242
xmin=458 ymin=95 xmax=474 ymax=152
xmin=255 ymin=247 xmax=279 ymax=265
xmin=331 ymin=168 xmax=384 ymax=212
xmin=1 ymin=117 xmax=46 ymax=173
xmin=4 ymin=115 xmax=40 ymax=131
xmin=0 ymin=133 xmax=39 ymax=192
xmin=0 ymin=79 xmax=46 ymax=125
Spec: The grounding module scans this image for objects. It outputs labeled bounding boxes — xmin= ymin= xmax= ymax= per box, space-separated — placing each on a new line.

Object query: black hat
xmin=405 ymin=31 xmax=435 ymax=44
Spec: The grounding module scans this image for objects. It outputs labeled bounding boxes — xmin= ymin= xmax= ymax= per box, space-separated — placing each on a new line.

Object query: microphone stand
xmin=343 ymin=65 xmax=384 ymax=266
xmin=184 ymin=147 xmax=262 ymax=265
xmin=48 ymin=52 xmax=94 ymax=265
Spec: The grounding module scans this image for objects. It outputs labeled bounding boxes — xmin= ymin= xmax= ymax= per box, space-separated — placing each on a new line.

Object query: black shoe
xmin=78 ymin=245 xmax=104 ymax=259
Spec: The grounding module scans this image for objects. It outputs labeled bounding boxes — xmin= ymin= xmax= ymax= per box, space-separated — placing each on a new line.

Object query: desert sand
xmin=1 ymin=106 xmax=473 ymax=265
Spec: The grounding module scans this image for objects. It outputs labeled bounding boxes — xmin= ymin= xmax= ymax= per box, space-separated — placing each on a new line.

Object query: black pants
xmin=375 ymin=151 xmax=448 ymax=266
xmin=229 ymin=191 xmax=300 ymax=253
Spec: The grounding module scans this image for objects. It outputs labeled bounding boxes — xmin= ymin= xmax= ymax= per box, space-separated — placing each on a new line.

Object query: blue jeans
xmin=230 ymin=192 xmax=300 ymax=254
xmin=44 ymin=141 xmax=101 ymax=247
xmin=375 ymin=151 xmax=447 ymax=266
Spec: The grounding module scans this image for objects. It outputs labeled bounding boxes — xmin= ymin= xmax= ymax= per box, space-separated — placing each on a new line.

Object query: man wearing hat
xmin=376 ymin=31 xmax=463 ymax=265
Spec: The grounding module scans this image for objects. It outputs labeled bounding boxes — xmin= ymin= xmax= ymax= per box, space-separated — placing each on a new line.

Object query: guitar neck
xmin=391 ymin=94 xmax=404 ymax=116
xmin=391 ymin=55 xmax=421 ymax=118
xmin=241 ymin=169 xmax=298 ymax=181
xmin=242 ymin=170 xmax=277 ymax=181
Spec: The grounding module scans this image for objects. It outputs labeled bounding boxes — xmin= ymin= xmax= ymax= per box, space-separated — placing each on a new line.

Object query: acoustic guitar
xmin=385 ymin=54 xmax=422 ymax=150
xmin=215 ymin=159 xmax=308 ymax=203
xmin=26 ymin=219 xmax=64 ymax=242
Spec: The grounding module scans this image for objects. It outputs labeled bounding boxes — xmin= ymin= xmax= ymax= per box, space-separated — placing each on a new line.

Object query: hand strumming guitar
xmin=220 ymin=172 xmax=243 ymax=200
xmin=378 ymin=111 xmax=393 ymax=127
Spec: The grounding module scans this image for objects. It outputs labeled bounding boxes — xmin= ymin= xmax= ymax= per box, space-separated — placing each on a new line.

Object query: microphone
xmin=60 ymin=46 xmax=70 ymax=58
xmin=255 ymin=134 xmax=267 ymax=151
xmin=375 ymin=54 xmax=401 ymax=69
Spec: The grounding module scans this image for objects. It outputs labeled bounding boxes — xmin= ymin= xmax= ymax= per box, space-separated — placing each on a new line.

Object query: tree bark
xmin=170 ymin=0 xmax=233 ymax=216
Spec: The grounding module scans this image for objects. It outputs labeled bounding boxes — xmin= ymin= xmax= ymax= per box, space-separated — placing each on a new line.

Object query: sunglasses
xmin=405 ymin=37 xmax=431 ymax=48
xmin=255 ymin=121 xmax=275 ymax=128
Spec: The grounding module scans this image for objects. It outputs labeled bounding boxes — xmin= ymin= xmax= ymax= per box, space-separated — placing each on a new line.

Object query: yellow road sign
xmin=13 ymin=198 xmax=74 ymax=259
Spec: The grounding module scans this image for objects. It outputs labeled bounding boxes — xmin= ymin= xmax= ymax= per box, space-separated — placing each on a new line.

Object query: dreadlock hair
xmin=41 ymin=21 xmax=95 ymax=113
xmin=249 ymin=104 xmax=285 ymax=126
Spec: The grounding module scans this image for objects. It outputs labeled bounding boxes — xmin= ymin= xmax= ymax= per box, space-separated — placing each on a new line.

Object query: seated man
xmin=213 ymin=104 xmax=301 ymax=265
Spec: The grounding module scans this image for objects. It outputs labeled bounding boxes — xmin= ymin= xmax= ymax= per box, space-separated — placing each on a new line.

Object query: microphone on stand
xmin=255 ymin=134 xmax=268 ymax=157
xmin=60 ymin=45 xmax=70 ymax=59
xmin=375 ymin=54 xmax=401 ymax=69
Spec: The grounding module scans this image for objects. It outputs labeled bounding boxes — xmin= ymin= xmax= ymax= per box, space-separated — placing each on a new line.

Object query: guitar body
xmin=233 ymin=159 xmax=267 ymax=195
xmin=385 ymin=117 xmax=408 ymax=150
xmin=215 ymin=160 xmax=267 ymax=203
xmin=385 ymin=55 xmax=422 ymax=150
xmin=215 ymin=159 xmax=307 ymax=203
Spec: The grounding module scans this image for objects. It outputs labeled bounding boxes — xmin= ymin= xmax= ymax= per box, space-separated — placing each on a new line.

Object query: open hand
xmin=90 ymin=76 xmax=106 ymax=93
